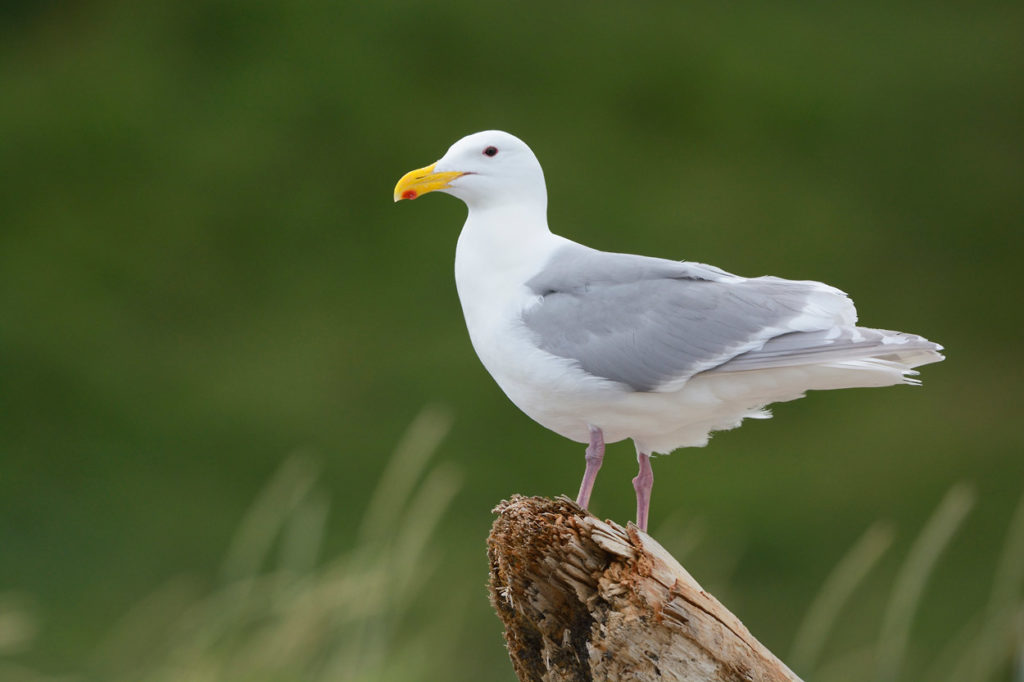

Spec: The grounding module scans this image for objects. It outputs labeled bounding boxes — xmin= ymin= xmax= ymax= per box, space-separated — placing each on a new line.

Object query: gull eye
xmin=483 ymin=146 xmax=498 ymax=157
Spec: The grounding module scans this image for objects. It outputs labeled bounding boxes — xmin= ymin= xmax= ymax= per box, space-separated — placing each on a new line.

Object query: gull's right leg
xmin=632 ymin=450 xmax=653 ymax=532
xmin=575 ymin=426 xmax=605 ymax=509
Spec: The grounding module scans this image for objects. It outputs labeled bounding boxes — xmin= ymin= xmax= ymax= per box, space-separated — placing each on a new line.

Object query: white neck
xmin=458 ymin=202 xmax=553 ymax=267
xmin=453 ymin=203 xmax=564 ymax=333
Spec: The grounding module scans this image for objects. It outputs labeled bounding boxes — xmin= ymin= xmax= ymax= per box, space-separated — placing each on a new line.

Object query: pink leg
xmin=575 ymin=426 xmax=604 ymax=509
xmin=632 ymin=451 xmax=653 ymax=532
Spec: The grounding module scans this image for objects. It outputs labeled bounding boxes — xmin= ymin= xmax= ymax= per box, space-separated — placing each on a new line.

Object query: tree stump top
xmin=487 ymin=495 xmax=802 ymax=682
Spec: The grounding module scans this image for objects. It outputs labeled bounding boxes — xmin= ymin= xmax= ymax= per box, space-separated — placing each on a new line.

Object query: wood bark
xmin=487 ymin=495 xmax=804 ymax=682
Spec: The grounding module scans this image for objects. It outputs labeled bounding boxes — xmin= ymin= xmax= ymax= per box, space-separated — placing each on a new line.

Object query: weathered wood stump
xmin=487 ymin=495 xmax=803 ymax=682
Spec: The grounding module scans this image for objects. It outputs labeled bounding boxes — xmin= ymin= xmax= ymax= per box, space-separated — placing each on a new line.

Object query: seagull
xmin=394 ymin=130 xmax=944 ymax=532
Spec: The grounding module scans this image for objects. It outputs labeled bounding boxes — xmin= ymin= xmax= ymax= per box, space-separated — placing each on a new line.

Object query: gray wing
xmin=522 ymin=243 xmax=861 ymax=392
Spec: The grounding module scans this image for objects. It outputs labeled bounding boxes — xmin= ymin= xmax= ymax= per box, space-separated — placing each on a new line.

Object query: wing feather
xmin=521 ymin=244 xmax=863 ymax=392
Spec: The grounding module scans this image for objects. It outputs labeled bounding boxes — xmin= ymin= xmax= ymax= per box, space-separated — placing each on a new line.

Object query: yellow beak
xmin=393 ymin=163 xmax=464 ymax=202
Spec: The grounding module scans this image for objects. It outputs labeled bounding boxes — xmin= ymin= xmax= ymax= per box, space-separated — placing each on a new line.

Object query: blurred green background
xmin=2 ymin=1 xmax=1022 ymax=680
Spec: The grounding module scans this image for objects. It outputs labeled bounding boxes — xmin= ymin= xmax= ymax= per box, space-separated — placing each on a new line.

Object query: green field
xmin=1 ymin=1 xmax=1022 ymax=680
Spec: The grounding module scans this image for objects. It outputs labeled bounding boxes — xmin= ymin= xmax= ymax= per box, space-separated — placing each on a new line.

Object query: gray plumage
xmin=522 ymin=244 xmax=941 ymax=392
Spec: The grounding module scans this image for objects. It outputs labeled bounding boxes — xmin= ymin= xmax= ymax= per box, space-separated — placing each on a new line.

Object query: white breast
xmin=454 ymin=212 xmax=622 ymax=443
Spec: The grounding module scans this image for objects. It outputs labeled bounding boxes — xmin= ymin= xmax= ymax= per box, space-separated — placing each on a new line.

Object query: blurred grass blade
xmin=279 ymin=489 xmax=330 ymax=577
xmin=945 ymin=490 xmax=1024 ymax=682
xmin=789 ymin=521 xmax=894 ymax=674
xmin=330 ymin=462 xmax=462 ymax=677
xmin=393 ymin=462 xmax=464 ymax=595
xmin=988 ymin=491 xmax=1024 ymax=626
xmin=94 ymin=577 xmax=200 ymax=674
xmin=875 ymin=483 xmax=975 ymax=682
xmin=221 ymin=453 xmax=321 ymax=582
xmin=358 ymin=404 xmax=454 ymax=544
xmin=1017 ymin=605 xmax=1024 ymax=682
xmin=0 ymin=593 xmax=39 ymax=657
xmin=921 ymin=614 xmax=982 ymax=682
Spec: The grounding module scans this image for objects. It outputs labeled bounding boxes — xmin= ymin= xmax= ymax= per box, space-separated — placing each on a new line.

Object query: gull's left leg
xmin=632 ymin=450 xmax=653 ymax=532
xmin=575 ymin=426 xmax=604 ymax=509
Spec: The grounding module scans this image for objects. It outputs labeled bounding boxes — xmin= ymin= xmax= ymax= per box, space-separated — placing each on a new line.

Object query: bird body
xmin=395 ymin=130 xmax=944 ymax=529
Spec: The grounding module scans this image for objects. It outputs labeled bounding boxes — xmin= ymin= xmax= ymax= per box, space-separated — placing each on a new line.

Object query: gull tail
xmin=711 ymin=326 xmax=945 ymax=380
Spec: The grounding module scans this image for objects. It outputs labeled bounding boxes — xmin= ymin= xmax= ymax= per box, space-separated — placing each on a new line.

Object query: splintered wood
xmin=487 ymin=495 xmax=803 ymax=682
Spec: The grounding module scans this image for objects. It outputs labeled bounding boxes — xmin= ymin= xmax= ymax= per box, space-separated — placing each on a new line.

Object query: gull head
xmin=394 ymin=130 xmax=547 ymax=212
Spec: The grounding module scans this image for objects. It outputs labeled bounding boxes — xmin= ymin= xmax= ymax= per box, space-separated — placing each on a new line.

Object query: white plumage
xmin=394 ymin=130 xmax=944 ymax=530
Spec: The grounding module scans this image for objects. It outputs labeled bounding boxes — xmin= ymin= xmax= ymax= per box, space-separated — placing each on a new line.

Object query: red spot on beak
xmin=402 ymin=190 xmax=418 ymax=200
